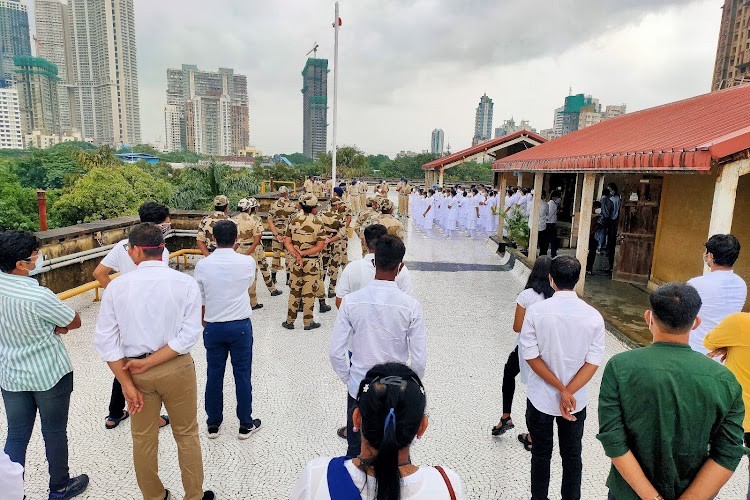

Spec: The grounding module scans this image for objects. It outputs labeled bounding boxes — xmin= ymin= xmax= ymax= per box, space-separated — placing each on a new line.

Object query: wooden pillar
xmin=517 ymin=172 xmax=524 ymax=187
xmin=527 ymin=172 xmax=544 ymax=261
xmin=707 ymin=158 xmax=747 ymax=238
xmin=570 ymin=174 xmax=584 ymax=247
xmin=425 ymin=169 xmax=430 ymax=186
xmin=596 ymin=174 xmax=606 ymax=199
xmin=438 ymin=167 xmax=444 ymax=187
xmin=497 ymin=172 xmax=508 ymax=238
xmin=575 ymin=173 xmax=597 ymax=295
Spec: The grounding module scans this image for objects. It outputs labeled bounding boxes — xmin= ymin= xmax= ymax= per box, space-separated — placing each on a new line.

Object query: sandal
xmin=159 ymin=415 xmax=170 ymax=429
xmin=518 ymin=433 xmax=533 ymax=451
xmin=105 ymin=410 xmax=130 ymax=430
xmin=491 ymin=416 xmax=514 ymax=436
xmin=336 ymin=426 xmax=347 ymax=440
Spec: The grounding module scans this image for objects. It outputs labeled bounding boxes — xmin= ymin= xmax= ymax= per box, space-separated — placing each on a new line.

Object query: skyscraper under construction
xmin=712 ymin=0 xmax=750 ymax=90
xmin=302 ymin=57 xmax=328 ymax=159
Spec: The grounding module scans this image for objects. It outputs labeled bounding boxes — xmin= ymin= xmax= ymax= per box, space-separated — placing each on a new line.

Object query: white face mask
xmin=25 ymin=253 xmax=44 ymax=276
xmin=595 ymin=208 xmax=602 ymax=215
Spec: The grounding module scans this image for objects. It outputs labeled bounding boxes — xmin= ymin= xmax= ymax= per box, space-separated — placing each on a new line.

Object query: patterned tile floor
xmin=2 ymin=204 xmax=747 ymax=499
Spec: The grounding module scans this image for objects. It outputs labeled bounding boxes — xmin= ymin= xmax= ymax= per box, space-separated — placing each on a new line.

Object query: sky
xmin=129 ymin=0 xmax=723 ymax=157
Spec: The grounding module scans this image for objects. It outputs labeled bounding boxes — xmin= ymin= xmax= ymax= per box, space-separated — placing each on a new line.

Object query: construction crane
xmin=306 ymin=42 xmax=319 ymax=59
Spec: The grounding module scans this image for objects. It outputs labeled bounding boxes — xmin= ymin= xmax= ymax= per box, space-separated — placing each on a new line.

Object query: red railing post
xmin=37 ymin=190 xmax=48 ymax=231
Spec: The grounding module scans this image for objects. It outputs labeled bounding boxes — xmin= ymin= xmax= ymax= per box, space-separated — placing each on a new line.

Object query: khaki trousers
xmin=130 ymin=354 xmax=203 ymax=500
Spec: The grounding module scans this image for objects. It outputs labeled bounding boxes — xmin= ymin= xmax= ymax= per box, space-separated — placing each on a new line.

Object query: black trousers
xmin=108 ymin=377 xmax=125 ymax=419
xmin=502 ymin=347 xmax=520 ymax=414
xmin=540 ymin=224 xmax=558 ymax=257
xmin=345 ymin=394 xmax=360 ymax=458
xmin=586 ymin=232 xmax=599 ymax=272
xmin=526 ymin=399 xmax=586 ymax=500
xmin=607 ymin=219 xmax=618 ymax=269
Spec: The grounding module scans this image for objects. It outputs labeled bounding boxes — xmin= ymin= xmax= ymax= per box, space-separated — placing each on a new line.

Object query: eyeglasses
xmin=22 ymin=252 xmax=42 ymax=263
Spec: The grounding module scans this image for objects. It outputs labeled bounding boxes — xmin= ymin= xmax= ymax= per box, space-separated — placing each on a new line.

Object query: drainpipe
xmin=37 ymin=190 xmax=48 ymax=231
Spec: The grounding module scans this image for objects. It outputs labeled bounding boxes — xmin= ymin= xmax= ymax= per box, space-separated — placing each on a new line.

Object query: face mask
xmin=594 ymin=208 xmax=602 ymax=215
xmin=25 ymin=253 xmax=44 ymax=276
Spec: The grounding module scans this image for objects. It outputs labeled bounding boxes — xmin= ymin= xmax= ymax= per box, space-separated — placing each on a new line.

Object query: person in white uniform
xmin=688 ymin=234 xmax=747 ymax=355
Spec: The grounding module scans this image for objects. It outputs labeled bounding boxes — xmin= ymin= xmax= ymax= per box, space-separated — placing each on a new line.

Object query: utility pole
xmin=331 ymin=2 xmax=340 ymax=193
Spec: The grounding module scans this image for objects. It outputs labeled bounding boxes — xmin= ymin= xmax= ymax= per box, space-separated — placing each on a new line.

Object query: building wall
xmin=35 ymin=0 xmax=74 ymax=131
xmin=712 ymin=0 xmax=750 ymax=90
xmin=0 ymin=87 xmax=23 ymax=148
xmin=0 ymin=0 xmax=31 ymax=88
xmin=15 ymin=57 xmax=61 ymax=135
xmin=302 ymin=58 xmax=328 ymax=159
xmin=651 ymin=172 xmax=750 ymax=309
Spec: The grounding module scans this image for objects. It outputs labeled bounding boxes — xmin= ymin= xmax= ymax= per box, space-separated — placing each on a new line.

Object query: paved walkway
xmin=2 ymin=213 xmax=747 ymax=499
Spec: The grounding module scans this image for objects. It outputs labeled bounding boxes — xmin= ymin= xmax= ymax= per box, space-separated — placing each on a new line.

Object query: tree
xmin=170 ymin=162 xmax=259 ymax=210
xmin=0 ymin=163 xmax=38 ymax=231
xmin=378 ymin=153 xmax=438 ymax=179
xmin=10 ymin=147 xmax=86 ymax=189
xmin=314 ymin=146 xmax=370 ymax=178
xmin=76 ymin=146 xmax=118 ymax=169
xmin=280 ymin=153 xmax=310 ymax=165
xmin=444 ymin=161 xmax=493 ymax=183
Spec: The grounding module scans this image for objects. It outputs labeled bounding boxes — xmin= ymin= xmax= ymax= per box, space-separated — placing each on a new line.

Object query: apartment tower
xmin=472 ymin=93 xmax=493 ymax=146
xmin=431 ymin=128 xmax=444 ymax=155
xmin=712 ymin=0 xmax=750 ymax=90
xmin=0 ymin=0 xmax=31 ymax=88
xmin=301 ymin=57 xmax=328 ymax=159
xmin=14 ymin=56 xmax=61 ymax=135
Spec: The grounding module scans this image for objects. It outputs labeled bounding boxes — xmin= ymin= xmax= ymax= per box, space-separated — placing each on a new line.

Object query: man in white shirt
xmin=520 ymin=255 xmax=605 ymax=500
xmin=194 ymin=220 xmax=261 ymax=440
xmin=335 ymin=224 xmax=413 ymax=308
xmin=688 ymin=234 xmax=747 ymax=355
xmin=93 ymin=201 xmax=171 ymax=430
xmin=541 ymin=191 xmax=560 ymax=257
xmin=329 ymin=235 xmax=427 ymax=458
xmin=94 ymin=223 xmax=214 ymax=500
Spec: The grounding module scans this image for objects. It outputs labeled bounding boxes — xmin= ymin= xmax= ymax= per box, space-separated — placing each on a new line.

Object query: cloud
xmin=133 ymin=0 xmax=721 ymax=156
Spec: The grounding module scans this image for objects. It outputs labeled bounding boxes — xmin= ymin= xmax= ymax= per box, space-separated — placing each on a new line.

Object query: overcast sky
xmin=133 ymin=0 xmax=723 ymax=156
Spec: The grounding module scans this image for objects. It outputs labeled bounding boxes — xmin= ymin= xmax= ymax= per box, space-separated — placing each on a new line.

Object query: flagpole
xmin=331 ymin=1 xmax=339 ymax=194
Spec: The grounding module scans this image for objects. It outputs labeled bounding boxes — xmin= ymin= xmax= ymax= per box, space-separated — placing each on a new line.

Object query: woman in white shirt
xmin=292 ymin=363 xmax=465 ymax=500
xmin=491 ymin=256 xmax=554 ymax=449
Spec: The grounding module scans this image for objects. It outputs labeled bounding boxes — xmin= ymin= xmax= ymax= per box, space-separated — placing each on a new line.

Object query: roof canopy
xmin=423 ymin=130 xmax=546 ymax=171
xmin=494 ymin=84 xmax=750 ymax=174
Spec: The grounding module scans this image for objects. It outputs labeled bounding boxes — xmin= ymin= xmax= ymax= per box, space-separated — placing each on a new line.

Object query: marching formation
xmin=0 ymin=178 xmax=748 ymax=500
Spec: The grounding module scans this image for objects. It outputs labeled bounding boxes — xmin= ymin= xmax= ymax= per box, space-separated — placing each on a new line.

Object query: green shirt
xmin=597 ymin=342 xmax=745 ymax=500
xmin=0 ymin=272 xmax=75 ymax=392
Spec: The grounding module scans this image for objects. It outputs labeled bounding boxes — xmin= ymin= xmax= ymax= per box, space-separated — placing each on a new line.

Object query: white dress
xmin=516 ymin=288 xmax=547 ymax=384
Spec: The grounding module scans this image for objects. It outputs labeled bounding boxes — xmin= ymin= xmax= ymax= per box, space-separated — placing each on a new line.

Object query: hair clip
xmin=362 ymin=384 xmax=369 ymax=393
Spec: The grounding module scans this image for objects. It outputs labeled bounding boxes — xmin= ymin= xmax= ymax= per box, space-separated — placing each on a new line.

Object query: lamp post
xmin=331 ymin=2 xmax=340 ymax=194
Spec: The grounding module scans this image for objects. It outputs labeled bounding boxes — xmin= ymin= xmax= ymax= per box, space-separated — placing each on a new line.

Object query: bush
xmin=505 ymin=206 xmax=530 ymax=249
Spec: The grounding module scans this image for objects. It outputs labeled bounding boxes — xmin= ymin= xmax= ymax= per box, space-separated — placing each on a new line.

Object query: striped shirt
xmin=0 ymin=272 xmax=75 ymax=392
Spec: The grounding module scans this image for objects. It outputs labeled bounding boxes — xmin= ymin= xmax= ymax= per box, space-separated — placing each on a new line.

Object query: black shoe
xmin=304 ymin=322 xmax=321 ymax=330
xmin=207 ymin=424 xmax=220 ymax=439
xmin=164 ymin=490 xmax=172 ymax=500
xmin=272 ymin=272 xmax=278 ymax=284
xmin=252 ymin=303 xmax=264 ymax=310
xmin=286 ymin=277 xmax=290 ymax=286
xmin=281 ymin=321 xmax=295 ymax=330
xmin=327 ymin=290 xmax=336 ymax=298
xmin=270 ymin=290 xmax=282 ymax=297
xmin=319 ymin=301 xmax=331 ymax=313
xmin=202 ymin=492 xmax=215 ymax=500
xmin=239 ymin=418 xmax=262 ymax=440
xmin=48 ymin=474 xmax=89 ymax=500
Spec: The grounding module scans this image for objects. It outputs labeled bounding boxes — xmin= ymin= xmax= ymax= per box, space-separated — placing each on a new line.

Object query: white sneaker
xmin=207 ymin=425 xmax=220 ymax=439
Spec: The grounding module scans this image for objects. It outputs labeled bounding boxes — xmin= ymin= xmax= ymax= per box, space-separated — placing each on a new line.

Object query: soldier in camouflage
xmin=332 ymin=187 xmax=353 ymax=276
xmin=267 ymin=186 xmax=297 ymax=284
xmin=315 ymin=196 xmax=346 ymax=312
xmin=234 ymin=198 xmax=283 ymax=311
xmin=281 ymin=194 xmax=327 ymax=330
xmin=375 ymin=198 xmax=406 ymax=240
xmin=355 ymin=197 xmax=378 ymax=257
xmin=197 ymin=195 xmax=232 ymax=255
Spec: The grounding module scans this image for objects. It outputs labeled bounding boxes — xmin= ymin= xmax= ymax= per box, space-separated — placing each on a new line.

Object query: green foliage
xmin=444 ymin=161 xmax=493 ymax=184
xmin=505 ymin=207 xmax=530 ymax=249
xmin=280 ymin=152 xmax=310 ymax=165
xmin=52 ymin=164 xmax=172 ymax=225
xmin=10 ymin=147 xmax=86 ymax=189
xmin=377 ymin=153 xmax=438 ymax=179
xmin=171 ymin=162 xmax=259 ymax=211
xmin=0 ymin=163 xmax=38 ymax=231
xmin=367 ymin=154 xmax=390 ymax=171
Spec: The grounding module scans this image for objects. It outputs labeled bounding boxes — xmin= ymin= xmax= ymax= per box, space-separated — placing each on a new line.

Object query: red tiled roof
xmin=423 ymin=129 xmax=546 ymax=170
xmin=494 ymin=84 xmax=750 ymax=173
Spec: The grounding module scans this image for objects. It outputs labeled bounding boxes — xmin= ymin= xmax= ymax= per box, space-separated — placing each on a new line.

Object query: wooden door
xmin=613 ymin=178 xmax=662 ymax=284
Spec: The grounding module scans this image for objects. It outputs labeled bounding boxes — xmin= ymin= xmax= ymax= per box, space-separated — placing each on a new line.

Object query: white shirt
xmin=94 ymin=261 xmax=203 ymax=361
xmin=516 ymin=288 xmax=547 ymax=384
xmin=336 ymin=254 xmax=413 ymax=299
xmin=0 ymin=451 xmax=23 ymax=500
xmin=291 ymin=458 xmax=466 ymax=500
xmin=519 ymin=290 xmax=605 ymax=416
xmin=194 ymin=248 xmax=256 ymax=323
xmin=546 ymin=200 xmax=558 ymax=225
xmin=330 ymin=280 xmax=427 ymax=398
xmin=100 ymin=238 xmax=169 ymax=274
xmin=688 ymin=270 xmax=748 ymax=354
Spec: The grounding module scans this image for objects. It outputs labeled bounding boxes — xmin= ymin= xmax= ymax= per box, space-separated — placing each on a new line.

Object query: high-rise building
xmin=712 ymin=1 xmax=750 ymax=90
xmin=164 ymin=65 xmax=249 ymax=155
xmin=494 ymin=118 xmax=537 ymax=138
xmin=0 ymin=0 xmax=31 ymax=88
xmin=549 ymin=93 xmax=625 ymax=138
xmin=67 ymin=0 xmax=141 ymax=146
xmin=472 ymin=93 xmax=493 ymax=146
xmin=431 ymin=128 xmax=444 ymax=155
xmin=34 ymin=0 xmax=74 ymax=132
xmin=0 ymin=87 xmax=23 ymax=148
xmin=14 ymin=56 xmax=61 ymax=135
xmin=301 ymin=57 xmax=328 ymax=159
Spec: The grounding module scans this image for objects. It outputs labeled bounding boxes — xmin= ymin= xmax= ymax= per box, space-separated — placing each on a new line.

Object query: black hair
xmin=602 ymin=188 xmax=611 ymax=197
xmin=450 ymin=189 xmax=457 ymax=196
xmin=705 ymin=234 xmax=741 ymax=267
xmin=137 ymin=202 xmax=170 ymax=224
xmin=374 ymin=235 xmax=405 ymax=272
xmin=550 ymin=255 xmax=581 ymax=290
xmin=472 ymin=188 xmax=479 ymax=195
xmin=0 ymin=231 xmax=41 ymax=273
xmin=525 ymin=256 xmax=554 ymax=299
xmin=550 ymin=190 xmax=561 ymax=199
xmin=593 ymin=200 xmax=602 ymax=209
xmin=214 ymin=204 xmax=227 ymax=212
xmin=128 ymin=223 xmax=165 ymax=258
xmin=364 ymin=224 xmax=388 ymax=251
xmin=214 ymin=220 xmax=238 ymax=247
xmin=356 ymin=363 xmax=426 ymax=500
xmin=649 ymin=283 xmax=702 ymax=333
xmin=607 ymin=183 xmax=619 ymax=195
xmin=428 ymin=189 xmax=435 ymax=196
xmin=300 ymin=204 xmax=315 ymax=214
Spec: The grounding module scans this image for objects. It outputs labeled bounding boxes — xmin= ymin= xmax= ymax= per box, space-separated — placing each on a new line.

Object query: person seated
xmin=291 ymin=363 xmax=466 ymax=499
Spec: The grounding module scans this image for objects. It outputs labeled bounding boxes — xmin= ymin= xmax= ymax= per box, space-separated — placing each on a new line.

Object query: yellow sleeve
xmin=704 ymin=313 xmax=748 ymax=351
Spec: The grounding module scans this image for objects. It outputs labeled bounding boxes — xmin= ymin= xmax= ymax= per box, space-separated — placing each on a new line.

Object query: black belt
xmin=130 ymin=353 xmax=152 ymax=359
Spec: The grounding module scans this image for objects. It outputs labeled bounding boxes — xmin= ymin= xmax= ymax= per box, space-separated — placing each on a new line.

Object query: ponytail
xmin=372 ymin=393 xmax=402 ymax=500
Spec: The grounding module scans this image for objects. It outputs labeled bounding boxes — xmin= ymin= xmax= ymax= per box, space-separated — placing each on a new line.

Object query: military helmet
xmin=237 ymin=198 xmax=251 ymax=210
xmin=278 ymin=186 xmax=289 ymax=194
xmin=213 ymin=195 xmax=229 ymax=207
xmin=379 ymin=198 xmax=394 ymax=213
xmin=299 ymin=193 xmax=318 ymax=208
xmin=247 ymin=197 xmax=259 ymax=209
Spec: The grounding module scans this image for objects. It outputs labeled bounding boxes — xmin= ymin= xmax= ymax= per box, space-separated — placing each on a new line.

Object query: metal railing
xmin=260 ymin=180 xmax=296 ymax=194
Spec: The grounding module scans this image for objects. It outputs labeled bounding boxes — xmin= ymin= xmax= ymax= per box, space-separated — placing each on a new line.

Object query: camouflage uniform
xmin=234 ymin=209 xmax=278 ymax=307
xmin=355 ymin=204 xmax=377 ymax=257
xmin=316 ymin=201 xmax=346 ymax=300
xmin=376 ymin=198 xmax=406 ymax=240
xmin=197 ymin=207 xmax=232 ymax=253
xmin=335 ymin=202 xmax=352 ymax=269
xmin=284 ymin=195 xmax=326 ymax=328
xmin=268 ymin=195 xmax=297 ymax=274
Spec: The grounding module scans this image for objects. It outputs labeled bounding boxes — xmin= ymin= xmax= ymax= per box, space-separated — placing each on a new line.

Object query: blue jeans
xmin=2 ymin=371 xmax=73 ymax=490
xmin=204 ymin=318 xmax=254 ymax=427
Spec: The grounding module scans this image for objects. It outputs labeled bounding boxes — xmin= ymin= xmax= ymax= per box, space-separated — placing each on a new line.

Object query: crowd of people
xmin=0 ymin=177 xmax=748 ymax=500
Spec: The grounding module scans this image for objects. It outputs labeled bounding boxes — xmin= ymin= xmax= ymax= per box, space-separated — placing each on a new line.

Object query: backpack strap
xmin=435 ymin=466 xmax=457 ymax=500
xmin=327 ymin=456 xmax=362 ymax=500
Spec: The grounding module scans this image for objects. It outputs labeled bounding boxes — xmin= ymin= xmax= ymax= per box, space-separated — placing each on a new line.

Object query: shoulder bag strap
xmin=434 ymin=466 xmax=457 ymax=500
xmin=326 ymin=456 xmax=362 ymax=500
